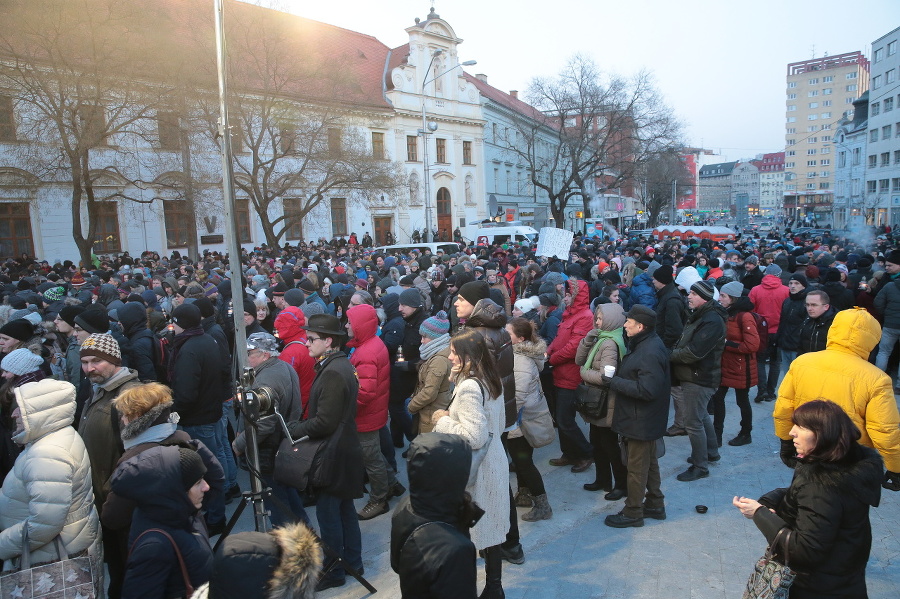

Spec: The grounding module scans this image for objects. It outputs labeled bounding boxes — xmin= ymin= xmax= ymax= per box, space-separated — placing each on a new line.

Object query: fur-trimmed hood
xmin=191 ymin=522 xmax=321 ymax=599
xmin=512 ymin=338 xmax=547 ymax=360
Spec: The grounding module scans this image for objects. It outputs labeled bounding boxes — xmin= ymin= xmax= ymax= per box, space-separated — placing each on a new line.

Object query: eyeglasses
xmin=305 ymin=336 xmax=323 ymax=344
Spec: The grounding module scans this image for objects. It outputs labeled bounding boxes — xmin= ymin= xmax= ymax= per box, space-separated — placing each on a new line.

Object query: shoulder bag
xmin=742 ymin=527 xmax=796 ymax=599
xmin=128 ymin=528 xmax=193 ymax=598
xmin=1 ymin=527 xmax=96 ymax=599
xmin=575 ymin=338 xmax=610 ymax=420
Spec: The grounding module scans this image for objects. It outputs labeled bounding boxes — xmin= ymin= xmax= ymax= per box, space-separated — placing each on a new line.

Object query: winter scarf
xmin=420 ymin=333 xmax=450 ymax=361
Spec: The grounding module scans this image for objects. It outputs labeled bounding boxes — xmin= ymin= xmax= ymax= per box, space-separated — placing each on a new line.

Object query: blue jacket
xmin=111 ymin=445 xmax=213 ymax=599
xmin=628 ymin=272 xmax=658 ymax=311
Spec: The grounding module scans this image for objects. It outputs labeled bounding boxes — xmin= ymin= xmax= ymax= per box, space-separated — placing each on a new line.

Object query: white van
xmin=463 ymin=223 xmax=538 ymax=246
xmin=372 ymin=242 xmax=463 ymax=255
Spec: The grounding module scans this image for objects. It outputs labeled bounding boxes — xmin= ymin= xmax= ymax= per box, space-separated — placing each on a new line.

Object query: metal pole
xmin=213 ymin=0 xmax=266 ymax=532
xmin=671 ymin=179 xmax=677 ymax=225
xmin=421 ymin=101 xmax=432 ymax=240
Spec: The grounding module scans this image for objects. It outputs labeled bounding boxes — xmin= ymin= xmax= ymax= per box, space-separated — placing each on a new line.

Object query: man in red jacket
xmin=749 ymin=264 xmax=789 ymax=402
xmin=546 ymin=277 xmax=594 ymax=472
xmin=346 ymin=304 xmax=404 ymax=520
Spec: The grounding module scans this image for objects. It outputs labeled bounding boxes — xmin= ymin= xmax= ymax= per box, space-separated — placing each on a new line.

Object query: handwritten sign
xmin=536 ymin=227 xmax=574 ymax=259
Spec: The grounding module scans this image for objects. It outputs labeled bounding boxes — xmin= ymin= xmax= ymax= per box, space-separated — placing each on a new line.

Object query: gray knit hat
xmin=1 ymin=348 xmax=44 ymax=376
xmin=720 ymin=281 xmax=744 ymax=299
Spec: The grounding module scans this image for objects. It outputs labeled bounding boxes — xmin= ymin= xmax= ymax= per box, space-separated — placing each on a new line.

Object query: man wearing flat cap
xmin=602 ymin=305 xmax=671 ymax=528
xmin=670 ymin=280 xmax=727 ymax=482
xmin=286 ymin=314 xmax=364 ymax=592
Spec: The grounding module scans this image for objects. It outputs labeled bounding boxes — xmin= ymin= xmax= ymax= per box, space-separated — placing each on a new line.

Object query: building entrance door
xmin=373 ymin=216 xmax=392 ymax=246
xmin=436 ymin=187 xmax=452 ymax=241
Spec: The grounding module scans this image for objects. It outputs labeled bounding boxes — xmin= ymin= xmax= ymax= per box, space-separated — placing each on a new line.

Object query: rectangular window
xmin=823 ymin=88 xmax=832 ymax=95
xmin=872 ymin=102 xmax=881 ymax=116
xmin=873 ymin=76 xmax=882 ymax=89
xmin=787 ymin=117 xmax=796 ymax=123
xmin=820 ymin=171 xmax=830 ymax=178
xmin=236 ymin=199 xmax=251 ymax=243
xmin=787 ymin=105 xmax=796 ymax=112
xmin=0 ymin=203 xmax=33 ymax=257
xmin=871 ymin=130 xmax=879 ymax=142
xmin=846 ymin=84 xmax=858 ymax=92
xmin=785 ymin=161 xmax=795 ymax=168
xmin=822 ymin=124 xmax=832 ymax=130
xmin=91 ymin=201 xmax=121 ymax=253
xmin=895 ymin=150 xmax=900 ymax=164
xmin=808 ymin=114 xmax=818 ymax=120
xmin=820 ymin=159 xmax=830 ymax=166
xmin=846 ymin=98 xmax=854 ymax=104
xmin=788 ymin=82 xmax=797 ymax=88
xmin=787 ymin=128 xmax=796 ymax=134
xmin=330 ymin=197 xmax=347 ymax=237
xmin=806 ymin=183 xmax=816 ymax=189
xmin=885 ymin=97 xmax=895 ymax=112
xmin=807 ymin=160 xmax=817 ymax=167
xmin=889 ymin=41 xmax=897 ymax=56
xmin=283 ymin=197 xmax=304 ymax=240
xmin=371 ymin=131 xmax=385 ymax=160
xmin=157 ymin=112 xmax=181 ymax=151
xmin=80 ymin=104 xmax=107 ymax=146
xmin=809 ymin=78 xmax=819 ymax=85
xmin=463 ymin=140 xmax=473 ymax=165
xmin=819 ymin=182 xmax=830 ymax=189
xmin=787 ymin=139 xmax=796 ymax=145
xmin=869 ymin=155 xmax=878 ymax=168
xmin=882 ymin=152 xmax=891 ymax=167
xmin=327 ymin=128 xmax=341 ymax=155
xmin=881 ymin=179 xmax=890 ymax=192
xmin=821 ymin=112 xmax=831 ymax=119
xmin=847 ymin=72 xmax=857 ymax=79
xmin=893 ymin=178 xmax=900 ymax=192
xmin=884 ymin=125 xmax=892 ymax=139
xmin=406 ymin=135 xmax=418 ymax=161
xmin=839 ymin=151 xmax=847 ymax=168
xmin=807 ymin=149 xmax=817 ymax=155
xmin=279 ymin=125 xmax=296 ymax=155
xmin=822 ymin=135 xmax=831 ymax=142
xmin=808 ymin=90 xmax=819 ymax=97
xmin=435 ymin=138 xmax=447 ymax=163
xmin=875 ymin=48 xmax=885 ymax=63
xmin=821 ymin=147 xmax=830 ymax=154
xmin=787 ymin=150 xmax=796 ymax=156
xmin=887 ymin=69 xmax=897 ymax=84
xmin=823 ymin=76 xmax=834 ymax=83
xmin=807 ymin=125 xmax=818 ymax=132
xmin=808 ymin=102 xmax=818 ymax=109
xmin=808 ymin=137 xmax=817 ymax=143
xmin=867 ymin=180 xmax=877 ymax=193
xmin=0 ymin=95 xmax=16 ymax=141
xmin=823 ymin=100 xmax=832 ymax=107
xmin=787 ymin=93 xmax=797 ymax=100
xmin=163 ymin=200 xmax=193 ymax=248
xmin=853 ymin=147 xmax=861 ymax=165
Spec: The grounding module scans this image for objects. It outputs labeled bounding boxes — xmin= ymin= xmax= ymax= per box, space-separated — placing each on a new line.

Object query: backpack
xmin=749 ymin=312 xmax=769 ymax=352
xmin=151 ymin=331 xmax=173 ymax=384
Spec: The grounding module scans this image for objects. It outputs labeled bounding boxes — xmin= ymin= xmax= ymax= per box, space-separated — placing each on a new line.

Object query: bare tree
xmin=638 ymin=149 xmax=693 ymax=227
xmin=502 ymin=55 xmax=681 ymax=230
xmin=0 ymin=0 xmax=181 ymax=265
xmin=194 ymin=6 xmax=405 ymax=248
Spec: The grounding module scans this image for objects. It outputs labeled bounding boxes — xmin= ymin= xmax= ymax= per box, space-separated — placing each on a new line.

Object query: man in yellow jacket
xmin=774 ymin=307 xmax=900 ymax=490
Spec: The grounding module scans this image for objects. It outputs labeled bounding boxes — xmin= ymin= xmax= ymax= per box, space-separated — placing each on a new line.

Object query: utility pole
xmin=670 ymin=179 xmax=677 ymax=225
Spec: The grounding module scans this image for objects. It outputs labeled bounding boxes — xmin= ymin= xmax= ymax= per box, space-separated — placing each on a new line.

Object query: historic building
xmin=865 ymin=27 xmax=900 ymax=226
xmin=833 ymin=93 xmax=869 ymax=229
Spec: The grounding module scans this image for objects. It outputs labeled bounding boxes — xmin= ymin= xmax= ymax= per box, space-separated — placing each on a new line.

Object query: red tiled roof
xmin=463 ymin=73 xmax=549 ymax=124
xmin=385 ymin=43 xmax=410 ymax=90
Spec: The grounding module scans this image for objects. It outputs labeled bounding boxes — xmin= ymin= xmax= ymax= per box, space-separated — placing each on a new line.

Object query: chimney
xmin=475 ymin=73 xmax=488 ymax=83
xmin=509 ymin=90 xmax=518 ymax=99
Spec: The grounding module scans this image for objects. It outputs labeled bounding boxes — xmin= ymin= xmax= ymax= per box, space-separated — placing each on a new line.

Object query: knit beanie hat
xmin=80 ymin=333 xmax=122 ymax=366
xmin=765 ymin=264 xmax=782 ymax=278
xmin=377 ymin=277 xmax=394 ymax=292
xmin=298 ymin=278 xmax=317 ymax=294
xmin=70 ymin=272 xmax=86 ymax=286
xmin=284 ymin=288 xmax=304 ymax=307
xmin=652 ymin=264 xmax=674 ymax=285
xmin=625 ymin=304 xmax=657 ymax=329
xmin=179 ymin=447 xmax=207 ymax=491
xmin=58 ymin=305 xmax=86 ymax=328
xmin=172 ymin=304 xmax=202 ymax=330
xmin=193 ymin=297 xmax=215 ymax=319
xmin=458 ymin=280 xmax=490 ymax=306
xmin=1 ymin=348 xmax=44 ymax=376
xmin=720 ymin=281 xmax=744 ymax=299
xmin=790 ymin=273 xmax=808 ymax=287
xmin=885 ymin=249 xmax=900 ymax=266
xmin=514 ymin=298 xmax=536 ymax=314
xmin=398 ymin=288 xmax=423 ymax=309
xmin=42 ymin=286 xmax=65 ymax=303
xmin=420 ymin=310 xmax=450 ymax=340
xmin=690 ymin=280 xmax=715 ymax=302
xmin=0 ymin=319 xmax=34 ymax=342
xmin=75 ymin=308 xmax=110 ymax=334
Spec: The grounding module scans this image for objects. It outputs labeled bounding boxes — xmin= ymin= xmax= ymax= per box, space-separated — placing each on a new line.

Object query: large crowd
xmin=0 ymin=225 xmax=899 ymax=599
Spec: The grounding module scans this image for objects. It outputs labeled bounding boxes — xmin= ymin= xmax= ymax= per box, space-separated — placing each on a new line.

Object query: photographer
xmin=232 ymin=333 xmax=308 ymax=527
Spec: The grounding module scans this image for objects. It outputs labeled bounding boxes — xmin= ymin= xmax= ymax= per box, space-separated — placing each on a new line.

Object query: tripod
xmin=216 ymin=372 xmax=377 ymax=593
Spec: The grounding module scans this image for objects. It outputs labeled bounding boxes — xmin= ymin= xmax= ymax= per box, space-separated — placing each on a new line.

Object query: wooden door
xmin=436 ymin=187 xmax=452 ymax=241
xmin=373 ymin=216 xmax=392 ymax=246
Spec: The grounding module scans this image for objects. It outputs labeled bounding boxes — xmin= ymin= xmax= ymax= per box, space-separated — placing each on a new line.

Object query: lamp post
xmin=420 ymin=49 xmax=476 ymax=241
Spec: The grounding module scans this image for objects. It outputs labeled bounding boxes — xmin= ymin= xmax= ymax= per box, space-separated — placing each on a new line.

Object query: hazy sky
xmin=242 ymin=0 xmax=900 ymax=162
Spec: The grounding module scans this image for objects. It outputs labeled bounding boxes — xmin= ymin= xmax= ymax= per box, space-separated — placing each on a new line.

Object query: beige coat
xmin=407 ymin=345 xmax=452 ymax=434
xmin=575 ymin=303 xmax=627 ymax=427
xmin=508 ymin=338 xmax=551 ymax=444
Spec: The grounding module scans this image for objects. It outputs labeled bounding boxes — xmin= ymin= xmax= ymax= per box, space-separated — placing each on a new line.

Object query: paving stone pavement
xmin=226 ymin=386 xmax=900 ymax=598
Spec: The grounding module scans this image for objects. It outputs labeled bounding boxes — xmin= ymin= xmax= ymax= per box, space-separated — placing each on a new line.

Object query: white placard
xmin=536 ymin=227 xmax=574 ymax=259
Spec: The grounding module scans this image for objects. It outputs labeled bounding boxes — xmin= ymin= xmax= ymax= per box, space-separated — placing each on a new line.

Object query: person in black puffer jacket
xmin=117 ymin=302 xmax=157 ymax=382
xmin=777 ymin=274 xmax=809 ymax=368
xmin=390 ymin=433 xmax=479 ymax=599
xmin=734 ymin=400 xmax=883 ymax=599
xmin=797 ymin=290 xmax=836 ymax=356
xmin=112 ymin=445 xmax=214 ymax=599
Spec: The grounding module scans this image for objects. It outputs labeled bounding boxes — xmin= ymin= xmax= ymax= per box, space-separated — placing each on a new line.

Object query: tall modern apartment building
xmin=784 ymin=52 xmax=869 ymax=223
xmin=866 ymin=27 xmax=900 ymax=226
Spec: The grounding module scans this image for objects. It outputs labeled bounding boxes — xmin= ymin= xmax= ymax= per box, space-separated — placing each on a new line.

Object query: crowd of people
xmin=0 ymin=223 xmax=899 ymax=598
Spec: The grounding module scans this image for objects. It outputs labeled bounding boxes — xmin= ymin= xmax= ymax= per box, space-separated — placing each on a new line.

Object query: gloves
xmin=779 ymin=438 xmax=797 ymax=468
xmin=884 ymin=471 xmax=900 ymax=492
xmin=584 ymin=330 xmax=600 ymax=344
xmin=600 ymin=373 xmax=614 ymax=385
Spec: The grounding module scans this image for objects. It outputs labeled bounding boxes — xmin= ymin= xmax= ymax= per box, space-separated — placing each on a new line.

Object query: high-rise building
xmin=784 ymin=52 xmax=869 ymax=223
xmin=752 ymin=152 xmax=785 ymax=218
xmin=866 ymin=27 xmax=900 ymax=226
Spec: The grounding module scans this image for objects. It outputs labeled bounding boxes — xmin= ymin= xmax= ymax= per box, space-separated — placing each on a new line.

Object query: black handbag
xmin=575 ymin=383 xmax=609 ymax=419
xmin=274 ymin=436 xmax=329 ymax=492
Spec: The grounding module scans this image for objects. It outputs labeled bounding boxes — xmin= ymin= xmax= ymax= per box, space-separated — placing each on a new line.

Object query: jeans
xmin=378 ymin=425 xmax=398 ymax=472
xmin=220 ymin=402 xmax=237 ymax=491
xmin=261 ymin=473 xmax=311 ymax=528
xmin=756 ymin=337 xmax=780 ymax=397
xmin=507 ymin=435 xmax=545 ymax=495
xmin=180 ymin=421 xmax=226 ymax=525
xmin=681 ymin=382 xmax=719 ymax=471
xmin=359 ymin=430 xmax=396 ymax=503
xmin=621 ymin=438 xmax=664 ymax=519
xmin=589 ymin=425 xmax=627 ymax=490
xmin=780 ymin=349 xmax=798 ymax=378
xmin=555 ymin=387 xmax=592 ymax=460
xmin=668 ymin=386 xmax=685 ymax=432
xmin=876 ymin=326 xmax=900 ymax=377
xmin=316 ymin=493 xmax=363 ymax=581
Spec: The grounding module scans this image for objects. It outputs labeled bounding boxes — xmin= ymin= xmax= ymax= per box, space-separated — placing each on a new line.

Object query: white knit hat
xmin=1 ymin=348 xmax=44 ymax=376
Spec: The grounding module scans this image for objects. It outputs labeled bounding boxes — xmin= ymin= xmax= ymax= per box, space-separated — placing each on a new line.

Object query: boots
xmin=521 ymin=494 xmax=552 ymax=521
xmin=479 ymin=545 xmax=505 ymax=599
xmin=513 ymin=487 xmax=533 ymax=508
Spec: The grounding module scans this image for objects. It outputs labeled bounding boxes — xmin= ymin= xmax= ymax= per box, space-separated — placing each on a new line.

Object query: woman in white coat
xmin=432 ymin=329 xmax=509 ymax=599
xmin=0 ymin=379 xmax=103 ymax=596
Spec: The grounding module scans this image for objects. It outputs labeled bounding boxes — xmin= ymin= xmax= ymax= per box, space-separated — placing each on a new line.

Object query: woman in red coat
xmin=708 ymin=281 xmax=760 ymax=449
xmin=273 ymin=307 xmax=315 ymax=416
xmin=546 ymin=278 xmax=595 ymax=472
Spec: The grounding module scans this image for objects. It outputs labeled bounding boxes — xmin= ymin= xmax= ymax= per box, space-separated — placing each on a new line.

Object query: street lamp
xmin=420 ymin=49 xmax=476 ymax=241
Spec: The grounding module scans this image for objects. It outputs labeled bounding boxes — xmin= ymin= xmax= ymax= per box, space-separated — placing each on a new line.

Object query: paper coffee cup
xmin=604 ymin=365 xmax=616 ymax=377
